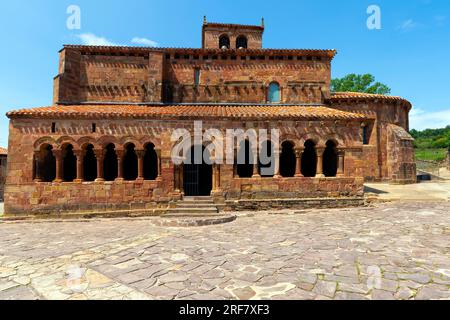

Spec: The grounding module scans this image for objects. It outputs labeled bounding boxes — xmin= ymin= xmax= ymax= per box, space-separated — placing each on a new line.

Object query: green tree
xmin=331 ymin=74 xmax=391 ymax=95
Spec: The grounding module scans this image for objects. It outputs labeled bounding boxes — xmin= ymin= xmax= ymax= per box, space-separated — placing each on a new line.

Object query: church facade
xmin=4 ymin=19 xmax=416 ymax=216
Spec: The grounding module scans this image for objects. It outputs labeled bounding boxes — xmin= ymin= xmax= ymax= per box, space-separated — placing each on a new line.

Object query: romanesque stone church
xmin=4 ymin=19 xmax=416 ymax=216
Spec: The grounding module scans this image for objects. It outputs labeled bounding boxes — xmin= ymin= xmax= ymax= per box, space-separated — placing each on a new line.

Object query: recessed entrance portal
xmin=183 ymin=145 xmax=212 ymax=196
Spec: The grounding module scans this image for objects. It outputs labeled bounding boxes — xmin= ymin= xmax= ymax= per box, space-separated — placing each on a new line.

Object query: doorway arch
xmin=183 ymin=145 xmax=212 ymax=196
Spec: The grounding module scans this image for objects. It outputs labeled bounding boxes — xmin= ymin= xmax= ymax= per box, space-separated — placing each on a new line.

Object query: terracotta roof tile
xmin=63 ymin=45 xmax=337 ymax=58
xmin=330 ymin=92 xmax=411 ymax=107
xmin=6 ymin=104 xmax=368 ymax=121
xmin=0 ymin=147 xmax=7 ymax=155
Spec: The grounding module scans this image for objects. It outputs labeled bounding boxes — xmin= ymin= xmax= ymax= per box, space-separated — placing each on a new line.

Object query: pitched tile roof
xmin=62 ymin=45 xmax=337 ymax=58
xmin=0 ymin=147 xmax=7 ymax=155
xmin=330 ymin=92 xmax=412 ymax=108
xmin=6 ymin=104 xmax=368 ymax=121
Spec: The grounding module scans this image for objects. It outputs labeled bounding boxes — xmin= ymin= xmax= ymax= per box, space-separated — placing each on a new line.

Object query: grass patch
xmin=415 ymin=149 xmax=448 ymax=162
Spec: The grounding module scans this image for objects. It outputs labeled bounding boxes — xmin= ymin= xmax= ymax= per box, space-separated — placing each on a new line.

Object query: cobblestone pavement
xmin=0 ymin=201 xmax=449 ymax=300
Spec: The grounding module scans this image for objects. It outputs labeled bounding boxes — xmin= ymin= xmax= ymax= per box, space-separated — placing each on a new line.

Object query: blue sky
xmin=0 ymin=0 xmax=449 ymax=147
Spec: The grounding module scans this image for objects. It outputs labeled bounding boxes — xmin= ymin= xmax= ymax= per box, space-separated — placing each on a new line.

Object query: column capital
xmin=94 ymin=150 xmax=103 ymax=159
xmin=337 ymin=148 xmax=346 ymax=155
xmin=52 ymin=149 xmax=62 ymax=158
xmin=116 ymin=150 xmax=125 ymax=158
xmin=136 ymin=150 xmax=146 ymax=158
xmin=73 ymin=149 xmax=85 ymax=158
xmin=315 ymin=147 xmax=325 ymax=154
xmin=294 ymin=148 xmax=305 ymax=157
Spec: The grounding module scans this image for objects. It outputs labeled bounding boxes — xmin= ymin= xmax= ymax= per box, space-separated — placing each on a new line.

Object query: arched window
xmin=268 ymin=82 xmax=280 ymax=103
xmin=219 ymin=35 xmax=230 ymax=49
xmin=103 ymin=144 xmax=118 ymax=181
xmin=37 ymin=144 xmax=56 ymax=182
xmin=144 ymin=143 xmax=158 ymax=180
xmin=123 ymin=143 xmax=138 ymax=181
xmin=62 ymin=144 xmax=77 ymax=182
xmin=237 ymin=140 xmax=254 ymax=178
xmin=236 ymin=35 xmax=248 ymax=49
xmin=362 ymin=125 xmax=369 ymax=145
xmin=258 ymin=140 xmax=275 ymax=177
xmin=323 ymin=140 xmax=338 ymax=177
xmin=83 ymin=144 xmax=97 ymax=182
xmin=301 ymin=140 xmax=317 ymax=177
xmin=280 ymin=141 xmax=296 ymax=177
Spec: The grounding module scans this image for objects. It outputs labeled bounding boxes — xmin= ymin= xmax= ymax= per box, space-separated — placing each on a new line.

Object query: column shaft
xmin=315 ymin=148 xmax=325 ymax=178
xmin=95 ymin=151 xmax=104 ymax=182
xmin=116 ymin=151 xmax=124 ymax=180
xmin=53 ymin=150 xmax=63 ymax=182
xmin=156 ymin=150 xmax=162 ymax=180
xmin=337 ymin=150 xmax=345 ymax=177
xmin=295 ymin=149 xmax=304 ymax=177
xmin=137 ymin=150 xmax=145 ymax=180
xmin=34 ymin=152 xmax=42 ymax=182
xmin=75 ymin=151 xmax=84 ymax=182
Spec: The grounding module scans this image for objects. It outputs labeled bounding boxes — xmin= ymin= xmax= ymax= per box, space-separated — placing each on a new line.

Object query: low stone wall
xmin=4 ymin=176 xmax=365 ymax=217
xmin=4 ymin=180 xmax=171 ymax=216
xmin=226 ymin=177 xmax=364 ymax=200
xmin=224 ymin=197 xmax=365 ymax=211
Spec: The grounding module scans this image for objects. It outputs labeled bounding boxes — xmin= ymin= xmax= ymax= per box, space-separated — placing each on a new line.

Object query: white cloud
xmin=398 ymin=19 xmax=418 ymax=32
xmin=131 ymin=37 xmax=159 ymax=47
xmin=77 ymin=33 xmax=118 ymax=46
xmin=410 ymin=107 xmax=450 ymax=130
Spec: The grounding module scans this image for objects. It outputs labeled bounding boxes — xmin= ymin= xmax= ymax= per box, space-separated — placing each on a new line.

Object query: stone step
xmin=155 ymin=214 xmax=237 ymax=227
xmin=166 ymin=207 xmax=219 ymax=215
xmin=176 ymin=202 xmax=218 ymax=208
xmin=183 ymin=197 xmax=214 ymax=202
xmin=163 ymin=212 xmax=226 ymax=218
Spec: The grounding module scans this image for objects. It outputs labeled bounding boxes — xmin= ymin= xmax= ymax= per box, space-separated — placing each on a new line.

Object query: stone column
xmin=174 ymin=164 xmax=180 ymax=192
xmin=33 ymin=151 xmax=42 ymax=182
xmin=233 ymin=149 xmax=238 ymax=178
xmin=337 ymin=149 xmax=345 ymax=177
xmin=53 ymin=149 xmax=63 ymax=183
xmin=315 ymin=147 xmax=325 ymax=178
xmin=136 ymin=150 xmax=145 ymax=180
xmin=212 ymin=164 xmax=217 ymax=192
xmin=94 ymin=150 xmax=104 ymax=182
xmin=180 ymin=164 xmax=184 ymax=195
xmin=116 ymin=150 xmax=124 ymax=181
xmin=295 ymin=148 xmax=304 ymax=177
xmin=156 ymin=150 xmax=162 ymax=180
xmin=273 ymin=150 xmax=281 ymax=178
xmin=74 ymin=150 xmax=84 ymax=183
xmin=216 ymin=164 xmax=221 ymax=190
xmin=212 ymin=163 xmax=221 ymax=192
xmin=252 ymin=146 xmax=260 ymax=178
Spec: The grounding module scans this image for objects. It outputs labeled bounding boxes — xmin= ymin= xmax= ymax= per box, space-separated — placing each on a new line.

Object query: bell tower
xmin=201 ymin=17 xmax=264 ymax=49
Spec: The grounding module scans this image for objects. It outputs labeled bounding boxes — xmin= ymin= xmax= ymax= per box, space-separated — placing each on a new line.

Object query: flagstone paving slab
xmin=0 ymin=201 xmax=449 ymax=300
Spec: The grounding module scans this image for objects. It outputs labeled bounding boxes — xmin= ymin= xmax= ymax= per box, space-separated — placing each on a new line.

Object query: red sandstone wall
xmin=54 ymin=47 xmax=331 ymax=105
xmin=327 ymin=99 xmax=415 ymax=182
xmin=54 ymin=49 xmax=164 ymax=104
xmin=53 ymin=48 xmax=82 ymax=103
xmin=163 ymin=57 xmax=330 ymax=104
xmin=4 ymin=118 xmax=364 ymax=215
xmin=386 ymin=124 xmax=416 ymax=184
xmin=0 ymin=155 xmax=6 ymax=201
